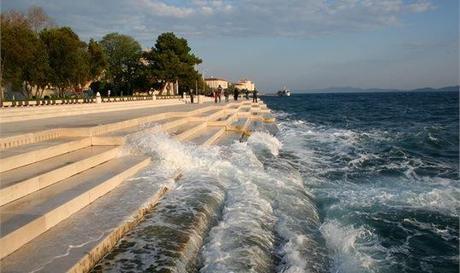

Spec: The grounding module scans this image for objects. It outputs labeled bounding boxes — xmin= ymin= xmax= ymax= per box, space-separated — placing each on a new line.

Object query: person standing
xmin=245 ymin=89 xmax=249 ymax=100
xmin=214 ymin=89 xmax=218 ymax=103
xmin=252 ymin=89 xmax=258 ymax=103
xmin=217 ymin=85 xmax=223 ymax=103
xmin=233 ymin=88 xmax=238 ymax=101
xmin=224 ymin=88 xmax=229 ymax=102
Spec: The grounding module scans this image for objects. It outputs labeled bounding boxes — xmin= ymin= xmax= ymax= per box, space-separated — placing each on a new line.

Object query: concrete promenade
xmin=0 ymin=100 xmax=213 ymax=137
xmin=0 ymin=98 xmax=274 ymax=273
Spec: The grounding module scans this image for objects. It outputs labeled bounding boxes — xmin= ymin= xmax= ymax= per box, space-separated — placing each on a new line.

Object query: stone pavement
xmin=0 ymin=101 xmax=223 ymax=138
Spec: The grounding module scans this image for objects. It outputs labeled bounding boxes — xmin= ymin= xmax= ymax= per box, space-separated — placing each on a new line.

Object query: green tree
xmin=100 ymin=33 xmax=142 ymax=95
xmin=0 ymin=10 xmax=50 ymax=99
xmin=24 ymin=40 xmax=51 ymax=98
xmin=144 ymin=32 xmax=202 ymax=95
xmin=87 ymin=39 xmax=107 ymax=81
xmin=40 ymin=27 xmax=90 ymax=96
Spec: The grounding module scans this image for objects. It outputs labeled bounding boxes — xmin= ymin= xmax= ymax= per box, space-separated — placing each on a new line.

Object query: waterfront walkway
xmin=0 ymin=98 xmax=274 ymax=273
xmin=0 ymin=100 xmax=216 ymax=137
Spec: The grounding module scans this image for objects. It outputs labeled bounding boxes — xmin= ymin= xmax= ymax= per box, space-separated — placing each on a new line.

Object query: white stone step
xmin=0 ymin=155 xmax=150 ymax=259
xmin=175 ymin=122 xmax=208 ymax=141
xmin=188 ymin=127 xmax=222 ymax=145
xmin=215 ymin=131 xmax=242 ymax=146
xmin=91 ymin=117 xmax=186 ymax=145
xmin=0 ymin=146 xmax=120 ymax=206
xmin=0 ymin=162 xmax=176 ymax=273
xmin=202 ymin=128 xmax=226 ymax=146
xmin=0 ymin=137 xmax=92 ymax=172
xmin=167 ymin=121 xmax=203 ymax=136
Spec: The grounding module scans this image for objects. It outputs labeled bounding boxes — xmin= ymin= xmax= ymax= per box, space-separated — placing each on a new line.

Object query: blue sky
xmin=3 ymin=0 xmax=458 ymax=91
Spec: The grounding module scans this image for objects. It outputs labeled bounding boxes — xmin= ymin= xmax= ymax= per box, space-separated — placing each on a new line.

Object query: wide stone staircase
xmin=0 ymin=100 xmax=274 ymax=273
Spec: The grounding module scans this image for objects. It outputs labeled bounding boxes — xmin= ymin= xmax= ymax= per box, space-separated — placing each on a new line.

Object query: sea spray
xmin=200 ymin=132 xmax=330 ymax=273
xmin=249 ymin=133 xmax=330 ymax=273
xmin=96 ymin=126 xmax=330 ymax=273
xmin=93 ymin=130 xmax=230 ymax=272
xmin=319 ymin=220 xmax=386 ymax=273
xmin=247 ymin=131 xmax=282 ymax=156
xmin=198 ymin=140 xmax=277 ymax=273
xmin=92 ymin=172 xmax=227 ymax=273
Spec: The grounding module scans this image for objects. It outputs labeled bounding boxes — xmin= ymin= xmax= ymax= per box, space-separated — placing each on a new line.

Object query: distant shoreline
xmin=263 ymin=85 xmax=459 ymax=95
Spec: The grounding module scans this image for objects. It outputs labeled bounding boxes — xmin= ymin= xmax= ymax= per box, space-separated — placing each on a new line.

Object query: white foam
xmin=320 ymin=220 xmax=388 ymax=273
xmin=405 ymin=187 xmax=460 ymax=216
xmin=124 ymin=129 xmax=283 ymax=272
xmin=247 ymin=131 xmax=282 ymax=156
xmin=272 ymin=112 xmax=460 ymax=273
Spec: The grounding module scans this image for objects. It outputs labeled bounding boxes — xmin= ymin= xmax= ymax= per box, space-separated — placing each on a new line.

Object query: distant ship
xmin=277 ymin=87 xmax=291 ymax=96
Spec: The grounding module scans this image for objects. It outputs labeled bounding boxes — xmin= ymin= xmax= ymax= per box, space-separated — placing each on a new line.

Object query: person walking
xmin=252 ymin=89 xmax=258 ymax=103
xmin=190 ymin=89 xmax=194 ymax=103
xmin=214 ymin=89 xmax=218 ymax=103
xmin=233 ymin=88 xmax=238 ymax=101
xmin=245 ymin=89 xmax=249 ymax=100
xmin=217 ymin=85 xmax=223 ymax=103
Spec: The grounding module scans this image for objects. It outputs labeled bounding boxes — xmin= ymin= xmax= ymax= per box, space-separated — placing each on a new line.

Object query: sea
xmin=94 ymin=91 xmax=459 ymax=273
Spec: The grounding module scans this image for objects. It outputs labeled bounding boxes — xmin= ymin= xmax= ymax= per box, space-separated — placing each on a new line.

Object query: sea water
xmin=263 ymin=91 xmax=459 ymax=273
xmin=94 ymin=91 xmax=458 ymax=273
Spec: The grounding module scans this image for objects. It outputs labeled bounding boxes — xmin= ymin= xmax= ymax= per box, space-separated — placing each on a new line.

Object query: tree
xmin=40 ymin=27 xmax=90 ymax=96
xmin=1 ymin=10 xmax=49 ymax=99
xmin=24 ymin=40 xmax=51 ymax=98
xmin=26 ymin=6 xmax=54 ymax=33
xmin=87 ymin=39 xmax=107 ymax=81
xmin=100 ymin=33 xmax=142 ymax=95
xmin=144 ymin=32 xmax=202 ymax=95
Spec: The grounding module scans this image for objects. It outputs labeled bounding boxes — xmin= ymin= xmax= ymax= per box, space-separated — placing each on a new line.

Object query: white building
xmin=234 ymin=79 xmax=255 ymax=91
xmin=205 ymin=77 xmax=229 ymax=89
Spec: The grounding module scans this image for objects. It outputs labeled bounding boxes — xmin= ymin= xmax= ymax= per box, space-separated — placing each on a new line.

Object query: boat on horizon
xmin=277 ymin=87 xmax=291 ymax=96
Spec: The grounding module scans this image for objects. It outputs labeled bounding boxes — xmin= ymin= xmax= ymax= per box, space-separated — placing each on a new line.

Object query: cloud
xmin=2 ymin=0 xmax=435 ymax=42
xmin=407 ymin=0 xmax=435 ymax=12
xmin=139 ymin=0 xmax=194 ymax=18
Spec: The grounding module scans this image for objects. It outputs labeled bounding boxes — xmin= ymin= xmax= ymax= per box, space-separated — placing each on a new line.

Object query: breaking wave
xmin=96 ymin=127 xmax=329 ymax=273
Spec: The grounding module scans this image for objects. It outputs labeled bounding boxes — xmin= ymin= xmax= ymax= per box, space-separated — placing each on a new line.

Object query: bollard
xmin=96 ymin=92 xmax=102 ymax=104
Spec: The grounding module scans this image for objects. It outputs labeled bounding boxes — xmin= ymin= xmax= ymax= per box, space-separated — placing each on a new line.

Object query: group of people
xmin=213 ymin=85 xmax=258 ymax=103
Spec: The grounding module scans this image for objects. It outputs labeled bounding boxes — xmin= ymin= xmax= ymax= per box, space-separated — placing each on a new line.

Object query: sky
xmin=2 ymin=0 xmax=459 ymax=91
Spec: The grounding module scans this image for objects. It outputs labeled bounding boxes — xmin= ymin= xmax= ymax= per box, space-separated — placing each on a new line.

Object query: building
xmin=234 ymin=79 xmax=255 ymax=91
xmin=204 ymin=77 xmax=229 ymax=89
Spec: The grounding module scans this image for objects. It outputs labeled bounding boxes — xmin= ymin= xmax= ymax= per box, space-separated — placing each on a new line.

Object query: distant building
xmin=234 ymin=79 xmax=255 ymax=91
xmin=205 ymin=77 xmax=229 ymax=89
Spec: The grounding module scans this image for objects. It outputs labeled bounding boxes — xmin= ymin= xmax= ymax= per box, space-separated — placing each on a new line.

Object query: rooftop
xmin=204 ymin=77 xmax=228 ymax=82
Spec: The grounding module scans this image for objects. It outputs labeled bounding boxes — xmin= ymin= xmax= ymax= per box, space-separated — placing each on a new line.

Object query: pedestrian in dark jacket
xmin=252 ymin=89 xmax=258 ymax=103
xmin=234 ymin=88 xmax=239 ymax=101
xmin=217 ymin=85 xmax=223 ymax=103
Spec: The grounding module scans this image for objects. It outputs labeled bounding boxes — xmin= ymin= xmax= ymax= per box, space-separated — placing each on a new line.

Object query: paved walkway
xmin=0 ymin=102 xmax=229 ymax=138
